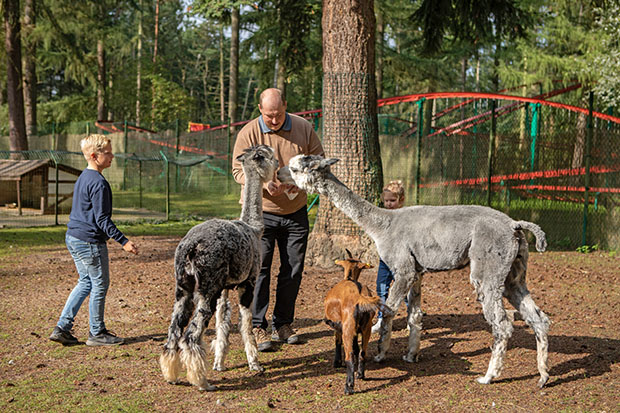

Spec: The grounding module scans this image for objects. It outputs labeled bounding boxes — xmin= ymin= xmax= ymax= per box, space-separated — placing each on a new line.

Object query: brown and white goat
xmin=324 ymin=252 xmax=391 ymax=394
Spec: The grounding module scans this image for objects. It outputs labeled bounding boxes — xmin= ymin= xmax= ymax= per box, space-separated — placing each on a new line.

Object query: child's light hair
xmin=381 ymin=180 xmax=405 ymax=201
xmin=80 ymin=134 xmax=111 ymax=159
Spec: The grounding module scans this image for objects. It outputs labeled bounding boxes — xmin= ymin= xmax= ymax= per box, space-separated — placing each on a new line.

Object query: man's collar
xmin=259 ymin=113 xmax=292 ymax=133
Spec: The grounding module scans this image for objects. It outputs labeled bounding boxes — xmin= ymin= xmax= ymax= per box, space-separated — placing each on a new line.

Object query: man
xmin=232 ymin=88 xmax=324 ymax=351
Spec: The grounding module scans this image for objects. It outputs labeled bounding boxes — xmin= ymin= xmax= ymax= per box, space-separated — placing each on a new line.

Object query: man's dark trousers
xmin=252 ymin=206 xmax=309 ymax=330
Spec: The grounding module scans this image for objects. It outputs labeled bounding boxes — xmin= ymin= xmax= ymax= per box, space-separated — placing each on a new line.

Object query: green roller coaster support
xmin=530 ymin=103 xmax=540 ymax=185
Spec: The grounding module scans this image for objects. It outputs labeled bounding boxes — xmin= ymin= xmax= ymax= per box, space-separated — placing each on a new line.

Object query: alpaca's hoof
xmin=356 ymin=372 xmax=365 ymax=380
xmin=402 ymin=353 xmax=418 ymax=363
xmin=344 ymin=386 xmax=354 ymax=395
xmin=249 ymin=363 xmax=264 ymax=373
xmin=538 ymin=375 xmax=549 ymax=388
xmin=374 ymin=354 xmax=386 ymax=363
xmin=213 ymin=363 xmax=226 ymax=372
xmin=199 ymin=383 xmax=216 ymax=391
xmin=166 ymin=380 xmax=180 ymax=385
xmin=476 ymin=376 xmax=492 ymax=385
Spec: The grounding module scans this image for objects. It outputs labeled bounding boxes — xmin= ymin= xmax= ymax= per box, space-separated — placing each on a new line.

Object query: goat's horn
xmin=345 ymin=248 xmax=353 ymax=259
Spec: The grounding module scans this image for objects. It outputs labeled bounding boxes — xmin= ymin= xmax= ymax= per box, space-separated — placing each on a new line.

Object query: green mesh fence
xmin=380 ymin=93 xmax=620 ymax=250
xmin=2 ymin=94 xmax=619 ymax=251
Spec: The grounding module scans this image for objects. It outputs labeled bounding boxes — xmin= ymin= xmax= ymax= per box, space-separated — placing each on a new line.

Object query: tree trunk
xmin=97 ymin=39 xmax=106 ymax=121
xmin=219 ymin=22 xmax=225 ymax=123
xmin=22 ymin=0 xmax=37 ymax=137
xmin=136 ymin=0 xmax=142 ymax=125
xmin=3 ymin=0 xmax=28 ymax=155
xmin=228 ymin=6 xmax=239 ymax=130
xmin=308 ymin=0 xmax=383 ymax=268
xmin=151 ymin=0 xmax=160 ymax=127
xmin=276 ymin=55 xmax=286 ymax=95
xmin=375 ymin=4 xmax=383 ymax=100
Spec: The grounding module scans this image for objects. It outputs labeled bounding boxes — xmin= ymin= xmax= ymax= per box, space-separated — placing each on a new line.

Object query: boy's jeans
xmin=57 ymin=234 xmax=109 ymax=336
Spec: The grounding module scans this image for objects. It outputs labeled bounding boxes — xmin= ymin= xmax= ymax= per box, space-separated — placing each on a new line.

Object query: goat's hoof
xmin=538 ymin=375 xmax=549 ymax=388
xmin=344 ymin=387 xmax=354 ymax=395
xmin=356 ymin=372 xmax=365 ymax=380
xmin=373 ymin=354 xmax=386 ymax=363
xmin=333 ymin=361 xmax=343 ymax=368
xmin=476 ymin=376 xmax=492 ymax=385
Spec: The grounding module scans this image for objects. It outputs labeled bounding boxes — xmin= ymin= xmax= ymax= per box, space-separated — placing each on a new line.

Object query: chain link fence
xmin=1 ymin=95 xmax=618 ymax=251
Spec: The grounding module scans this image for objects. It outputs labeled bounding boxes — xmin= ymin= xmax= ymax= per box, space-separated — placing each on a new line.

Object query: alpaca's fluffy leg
xmin=211 ymin=291 xmax=232 ymax=371
xmin=403 ymin=277 xmax=423 ymax=363
xmin=375 ymin=272 xmax=414 ymax=362
xmin=160 ymin=283 xmax=193 ymax=384
xmin=239 ymin=304 xmax=263 ymax=372
xmin=180 ymin=292 xmax=217 ymax=391
xmin=504 ymin=243 xmax=550 ymax=387
xmin=237 ymin=278 xmax=262 ymax=372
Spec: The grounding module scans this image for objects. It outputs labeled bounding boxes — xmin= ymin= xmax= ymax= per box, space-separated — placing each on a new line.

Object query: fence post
xmin=139 ymin=160 xmax=143 ymax=209
xmin=487 ymin=99 xmax=496 ymax=207
xmin=86 ymin=121 xmax=90 ymax=136
xmin=175 ymin=118 xmax=180 ymax=191
xmin=581 ymin=91 xmax=594 ymax=246
xmin=54 ymin=157 xmax=59 ymax=226
xmin=52 ymin=122 xmax=56 ymax=151
xmin=123 ymin=120 xmax=128 ymax=190
xmin=414 ymin=98 xmax=425 ymax=204
xmin=226 ymin=118 xmax=232 ymax=194
xmin=160 ymin=151 xmax=170 ymax=221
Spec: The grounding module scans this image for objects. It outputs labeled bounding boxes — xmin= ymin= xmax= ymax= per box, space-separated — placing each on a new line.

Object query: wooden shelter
xmin=0 ymin=160 xmax=81 ymax=215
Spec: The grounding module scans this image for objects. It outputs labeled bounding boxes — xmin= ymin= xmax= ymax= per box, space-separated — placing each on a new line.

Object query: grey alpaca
xmin=159 ymin=145 xmax=278 ymax=391
xmin=278 ymin=155 xmax=551 ymax=387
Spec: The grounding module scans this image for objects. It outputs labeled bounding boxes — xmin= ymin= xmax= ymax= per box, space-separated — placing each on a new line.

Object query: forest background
xmin=2 ymin=0 xmax=620 ymax=138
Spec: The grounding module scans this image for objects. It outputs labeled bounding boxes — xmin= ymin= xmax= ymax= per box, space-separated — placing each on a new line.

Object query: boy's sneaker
xmin=272 ymin=324 xmax=300 ymax=344
xmin=253 ymin=327 xmax=273 ymax=352
xmin=371 ymin=319 xmax=382 ymax=334
xmin=86 ymin=329 xmax=124 ymax=346
xmin=49 ymin=326 xmax=78 ymax=345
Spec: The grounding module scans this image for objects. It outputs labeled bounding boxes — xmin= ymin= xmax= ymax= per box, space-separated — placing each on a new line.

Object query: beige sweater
xmin=232 ymin=113 xmax=324 ymax=215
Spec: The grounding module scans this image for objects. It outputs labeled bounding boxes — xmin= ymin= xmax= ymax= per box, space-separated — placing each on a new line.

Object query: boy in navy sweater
xmin=49 ymin=134 xmax=138 ymax=346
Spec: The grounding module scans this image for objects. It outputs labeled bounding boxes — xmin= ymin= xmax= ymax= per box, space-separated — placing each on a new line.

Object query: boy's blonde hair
xmin=381 ymin=180 xmax=405 ymax=201
xmin=80 ymin=134 xmax=111 ymax=159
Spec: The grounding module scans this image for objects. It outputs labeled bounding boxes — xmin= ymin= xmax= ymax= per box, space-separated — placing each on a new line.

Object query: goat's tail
xmin=513 ymin=220 xmax=547 ymax=252
xmin=355 ymin=294 xmax=382 ymax=315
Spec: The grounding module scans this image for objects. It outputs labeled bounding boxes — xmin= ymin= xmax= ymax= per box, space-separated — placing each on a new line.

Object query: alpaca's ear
xmin=323 ymin=158 xmax=339 ymax=167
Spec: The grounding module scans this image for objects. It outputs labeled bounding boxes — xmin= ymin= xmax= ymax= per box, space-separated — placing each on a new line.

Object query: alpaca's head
xmin=236 ymin=145 xmax=278 ymax=183
xmin=277 ymin=154 xmax=339 ymax=193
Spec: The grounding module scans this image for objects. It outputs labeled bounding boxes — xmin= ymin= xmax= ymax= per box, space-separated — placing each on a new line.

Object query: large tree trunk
xmin=97 ymin=39 xmax=106 ymax=121
xmin=22 ymin=0 xmax=37 ymax=137
xmin=228 ymin=6 xmax=239 ymax=129
xmin=151 ymin=0 xmax=160 ymax=127
xmin=3 ymin=0 xmax=28 ymax=155
xmin=308 ymin=0 xmax=383 ymax=268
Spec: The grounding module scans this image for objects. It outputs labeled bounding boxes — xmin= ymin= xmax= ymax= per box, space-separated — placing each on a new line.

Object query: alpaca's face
xmin=277 ymin=154 xmax=339 ymax=193
xmin=237 ymin=145 xmax=278 ymax=183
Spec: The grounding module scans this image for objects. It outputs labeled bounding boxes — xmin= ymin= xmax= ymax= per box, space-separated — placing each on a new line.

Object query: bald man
xmin=232 ymin=88 xmax=324 ymax=351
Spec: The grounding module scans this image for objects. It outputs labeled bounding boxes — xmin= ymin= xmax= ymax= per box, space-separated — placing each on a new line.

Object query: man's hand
xmin=123 ymin=240 xmax=139 ymax=255
xmin=265 ymin=181 xmax=286 ymax=196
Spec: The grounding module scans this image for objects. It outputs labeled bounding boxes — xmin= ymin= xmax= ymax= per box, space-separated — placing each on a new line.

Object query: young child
xmin=49 ymin=134 xmax=138 ymax=346
xmin=372 ymin=180 xmax=407 ymax=334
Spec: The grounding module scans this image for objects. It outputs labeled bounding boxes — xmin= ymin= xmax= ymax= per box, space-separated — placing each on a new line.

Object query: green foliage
xmin=576 ymin=244 xmax=599 ymax=253
xmin=149 ymin=74 xmax=196 ymax=125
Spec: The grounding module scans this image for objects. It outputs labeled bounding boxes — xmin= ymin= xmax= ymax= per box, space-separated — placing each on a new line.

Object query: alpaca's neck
xmin=320 ymin=174 xmax=390 ymax=237
xmin=240 ymin=169 xmax=264 ymax=232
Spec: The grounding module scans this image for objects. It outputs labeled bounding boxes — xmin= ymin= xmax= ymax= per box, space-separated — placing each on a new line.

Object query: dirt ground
xmin=1 ymin=235 xmax=619 ymax=412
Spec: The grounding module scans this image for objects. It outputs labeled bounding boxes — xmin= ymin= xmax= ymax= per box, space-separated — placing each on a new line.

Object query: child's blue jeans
xmin=376 ymin=259 xmax=408 ymax=318
xmin=57 ymin=234 xmax=110 ymax=336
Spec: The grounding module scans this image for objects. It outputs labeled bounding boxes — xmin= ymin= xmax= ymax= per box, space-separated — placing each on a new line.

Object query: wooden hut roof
xmin=0 ymin=160 xmax=50 ymax=181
